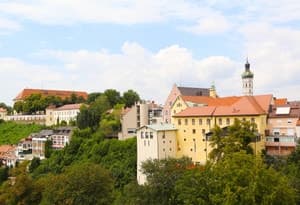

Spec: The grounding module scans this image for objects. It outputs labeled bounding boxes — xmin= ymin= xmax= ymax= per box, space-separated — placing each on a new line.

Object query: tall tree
xmin=122 ymin=89 xmax=140 ymax=108
xmin=104 ymin=89 xmax=121 ymax=107
xmin=209 ymin=119 xmax=257 ymax=162
xmin=41 ymin=163 xmax=114 ymax=205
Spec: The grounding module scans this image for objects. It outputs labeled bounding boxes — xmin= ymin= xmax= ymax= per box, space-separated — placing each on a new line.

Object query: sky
xmin=1 ymin=0 xmax=300 ymax=106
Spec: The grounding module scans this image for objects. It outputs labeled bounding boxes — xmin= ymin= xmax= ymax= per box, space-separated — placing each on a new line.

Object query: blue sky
xmin=0 ymin=0 xmax=300 ymax=105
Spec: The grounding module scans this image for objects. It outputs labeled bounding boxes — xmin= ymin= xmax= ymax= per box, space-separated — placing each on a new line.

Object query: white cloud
xmin=181 ymin=14 xmax=232 ymax=34
xmin=2 ymin=42 xmax=242 ymax=105
xmin=0 ymin=17 xmax=21 ymax=34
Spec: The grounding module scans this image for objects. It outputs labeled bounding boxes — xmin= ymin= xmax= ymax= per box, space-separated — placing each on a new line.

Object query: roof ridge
xmin=244 ymin=96 xmax=265 ymax=114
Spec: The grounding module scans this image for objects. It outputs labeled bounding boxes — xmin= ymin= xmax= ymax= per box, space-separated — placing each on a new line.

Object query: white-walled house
xmin=46 ymin=104 xmax=81 ymax=126
xmin=136 ymin=124 xmax=177 ymax=185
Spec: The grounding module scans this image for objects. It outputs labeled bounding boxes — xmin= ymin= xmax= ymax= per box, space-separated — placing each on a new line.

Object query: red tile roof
xmin=297 ymin=119 xmax=300 ymax=126
xmin=55 ymin=104 xmax=82 ymax=110
xmin=14 ymin=88 xmax=88 ymax=101
xmin=274 ymin=98 xmax=287 ymax=106
xmin=174 ymin=95 xmax=272 ymax=117
xmin=181 ymin=96 xmax=241 ymax=106
xmin=174 ymin=106 xmax=216 ymax=117
xmin=0 ymin=108 xmax=7 ymax=112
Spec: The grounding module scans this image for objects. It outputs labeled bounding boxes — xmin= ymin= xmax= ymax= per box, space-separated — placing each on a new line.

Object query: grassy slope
xmin=0 ymin=121 xmax=44 ymax=145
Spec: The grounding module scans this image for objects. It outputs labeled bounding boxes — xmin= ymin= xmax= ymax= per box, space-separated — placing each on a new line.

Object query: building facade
xmin=162 ymin=84 xmax=210 ymax=123
xmin=50 ymin=127 xmax=73 ymax=149
xmin=266 ymin=102 xmax=300 ymax=156
xmin=46 ymin=104 xmax=81 ymax=126
xmin=118 ymin=101 xmax=163 ymax=140
xmin=137 ymin=124 xmax=177 ymax=185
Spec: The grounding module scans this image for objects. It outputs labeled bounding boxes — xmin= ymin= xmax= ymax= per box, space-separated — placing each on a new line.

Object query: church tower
xmin=242 ymin=58 xmax=254 ymax=96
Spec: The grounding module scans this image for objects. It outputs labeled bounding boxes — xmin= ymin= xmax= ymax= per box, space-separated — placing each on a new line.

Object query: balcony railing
xmin=265 ymin=135 xmax=297 ymax=147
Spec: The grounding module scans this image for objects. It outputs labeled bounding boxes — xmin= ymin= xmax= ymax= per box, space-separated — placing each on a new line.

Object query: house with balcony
xmin=118 ymin=101 xmax=163 ymax=140
xmin=266 ymin=102 xmax=300 ymax=156
xmin=16 ymin=137 xmax=33 ymax=161
xmin=50 ymin=127 xmax=73 ymax=150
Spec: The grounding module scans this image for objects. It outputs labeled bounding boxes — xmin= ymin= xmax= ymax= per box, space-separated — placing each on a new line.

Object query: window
xmin=287 ymin=119 xmax=292 ymax=124
xmin=199 ymin=119 xmax=202 ymax=125
xmin=177 ymin=103 xmax=182 ymax=107
xmin=163 ymin=148 xmax=165 ymax=152
xmin=145 ymin=132 xmax=149 ymax=139
xmin=163 ymin=140 xmax=165 ymax=143
xmin=206 ymin=119 xmax=211 ymax=126
xmin=192 ymin=119 xmax=195 ymax=125
xmin=242 ymin=118 xmax=246 ymax=121
xmin=162 ymin=134 xmax=165 ymax=139
xmin=169 ymin=148 xmax=172 ymax=151
xmin=141 ymin=131 xmax=144 ymax=139
xmin=169 ymin=140 xmax=172 ymax=143
xmin=226 ymin=118 xmax=230 ymax=125
xmin=185 ymin=119 xmax=188 ymax=125
xmin=202 ymin=129 xmax=206 ymax=134
xmin=218 ymin=118 xmax=222 ymax=125
xmin=178 ymin=119 xmax=181 ymax=125
xmin=173 ymin=110 xmax=176 ymax=114
xmin=150 ymin=132 xmax=153 ymax=139
xmin=184 ymin=138 xmax=187 ymax=141
xmin=251 ymin=118 xmax=255 ymax=123
xmin=192 ymin=129 xmax=196 ymax=134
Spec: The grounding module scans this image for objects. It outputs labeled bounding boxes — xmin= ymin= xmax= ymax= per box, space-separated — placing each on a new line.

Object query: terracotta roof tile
xmin=0 ymin=108 xmax=7 ymax=112
xmin=297 ymin=120 xmax=300 ymax=126
xmin=175 ymin=95 xmax=272 ymax=117
xmin=174 ymin=106 xmax=216 ymax=117
xmin=55 ymin=104 xmax=82 ymax=110
xmin=181 ymin=96 xmax=240 ymax=106
xmin=275 ymin=98 xmax=287 ymax=106
xmin=14 ymin=88 xmax=88 ymax=101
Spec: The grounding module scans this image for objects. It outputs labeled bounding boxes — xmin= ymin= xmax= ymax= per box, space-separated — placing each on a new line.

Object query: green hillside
xmin=0 ymin=121 xmax=44 ymax=145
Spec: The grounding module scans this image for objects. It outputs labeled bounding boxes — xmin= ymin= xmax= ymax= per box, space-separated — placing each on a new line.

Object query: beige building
xmin=118 ymin=101 xmax=163 ymax=140
xmin=266 ymin=102 xmax=300 ymax=156
xmin=50 ymin=127 xmax=73 ymax=150
xmin=31 ymin=130 xmax=53 ymax=159
xmin=137 ymin=124 xmax=177 ymax=185
xmin=46 ymin=104 xmax=81 ymax=126
xmin=0 ymin=108 xmax=7 ymax=120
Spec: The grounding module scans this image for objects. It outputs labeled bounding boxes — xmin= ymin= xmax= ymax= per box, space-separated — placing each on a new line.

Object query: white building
xmin=46 ymin=104 xmax=81 ymax=126
xmin=137 ymin=124 xmax=177 ymax=185
xmin=32 ymin=130 xmax=53 ymax=159
xmin=50 ymin=127 xmax=73 ymax=149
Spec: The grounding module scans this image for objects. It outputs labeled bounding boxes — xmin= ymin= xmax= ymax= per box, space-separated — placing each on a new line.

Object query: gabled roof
xmin=174 ymin=106 xmax=216 ymax=117
xmin=181 ymin=96 xmax=240 ymax=106
xmin=14 ymin=88 xmax=88 ymax=101
xmin=174 ymin=95 xmax=272 ymax=117
xmin=177 ymin=87 xmax=209 ymax=96
xmin=55 ymin=104 xmax=82 ymax=111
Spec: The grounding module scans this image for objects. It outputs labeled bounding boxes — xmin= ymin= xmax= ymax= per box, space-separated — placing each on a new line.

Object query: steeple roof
xmin=242 ymin=58 xmax=254 ymax=79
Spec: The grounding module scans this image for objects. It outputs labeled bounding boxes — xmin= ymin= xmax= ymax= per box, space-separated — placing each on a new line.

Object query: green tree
xmin=29 ymin=157 xmax=41 ymax=173
xmin=77 ymin=95 xmax=110 ymax=130
xmin=104 ymin=89 xmax=121 ymax=107
xmin=87 ymin=92 xmax=102 ymax=104
xmin=41 ymin=163 xmax=114 ymax=205
xmin=122 ymin=89 xmax=140 ymax=108
xmin=45 ymin=140 xmax=53 ymax=158
xmin=175 ymin=152 xmax=296 ymax=205
xmin=138 ymin=157 xmax=193 ymax=205
xmin=209 ymin=119 xmax=257 ymax=162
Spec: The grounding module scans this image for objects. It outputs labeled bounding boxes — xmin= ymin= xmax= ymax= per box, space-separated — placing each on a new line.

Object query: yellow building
xmin=171 ymin=94 xmax=273 ymax=164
